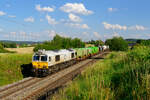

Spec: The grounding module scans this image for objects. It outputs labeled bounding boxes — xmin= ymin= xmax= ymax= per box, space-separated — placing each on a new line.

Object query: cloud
xmin=24 ymin=16 xmax=34 ymax=23
xmin=45 ymin=30 xmax=69 ymax=38
xmin=46 ymin=15 xmax=57 ymax=25
xmin=128 ymin=25 xmax=147 ymax=31
xmin=60 ymin=3 xmax=93 ymax=15
xmin=93 ymin=32 xmax=101 ymax=38
xmin=102 ymin=22 xmax=147 ymax=31
xmin=0 ymin=11 xmax=6 ymax=16
xmin=8 ymin=15 xmax=16 ymax=18
xmin=45 ymin=30 xmax=56 ymax=38
xmin=102 ymin=22 xmax=127 ymax=30
xmin=68 ymin=13 xmax=82 ymax=22
xmin=82 ymin=24 xmax=90 ymax=29
xmin=66 ymin=23 xmax=90 ymax=29
xmin=108 ymin=8 xmax=118 ymax=12
xmin=102 ymin=22 xmax=148 ymax=31
xmin=35 ymin=4 xmax=54 ymax=12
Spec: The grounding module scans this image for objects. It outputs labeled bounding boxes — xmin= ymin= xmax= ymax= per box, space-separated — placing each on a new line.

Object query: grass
xmin=0 ymin=48 xmax=15 ymax=53
xmin=0 ymin=53 xmax=32 ymax=86
xmin=52 ymin=52 xmax=125 ymax=100
xmin=52 ymin=46 xmax=150 ymax=100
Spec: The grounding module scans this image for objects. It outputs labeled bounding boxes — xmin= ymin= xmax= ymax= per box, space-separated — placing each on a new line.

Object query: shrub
xmin=2 ymin=42 xmax=17 ymax=48
xmin=137 ymin=40 xmax=150 ymax=46
xmin=105 ymin=37 xmax=128 ymax=51
xmin=0 ymin=43 xmax=11 ymax=53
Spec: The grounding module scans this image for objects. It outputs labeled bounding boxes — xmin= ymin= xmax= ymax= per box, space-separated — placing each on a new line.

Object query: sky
xmin=0 ymin=0 xmax=150 ymax=41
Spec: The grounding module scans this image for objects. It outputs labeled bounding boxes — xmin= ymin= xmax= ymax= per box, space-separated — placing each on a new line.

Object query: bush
xmin=2 ymin=42 xmax=17 ymax=48
xmin=105 ymin=37 xmax=128 ymax=51
xmin=0 ymin=43 xmax=11 ymax=53
xmin=137 ymin=40 xmax=150 ymax=46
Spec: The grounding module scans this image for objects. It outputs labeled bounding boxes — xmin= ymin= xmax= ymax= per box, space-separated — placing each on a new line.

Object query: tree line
xmin=86 ymin=40 xmax=104 ymax=46
xmin=1 ymin=42 xmax=17 ymax=48
xmin=34 ymin=35 xmax=85 ymax=52
xmin=136 ymin=39 xmax=150 ymax=46
xmin=34 ymin=35 xmax=130 ymax=52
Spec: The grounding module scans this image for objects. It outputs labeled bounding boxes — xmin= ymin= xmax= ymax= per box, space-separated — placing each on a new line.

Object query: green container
xmin=74 ymin=48 xmax=83 ymax=58
xmin=86 ymin=48 xmax=92 ymax=56
xmin=74 ymin=48 xmax=89 ymax=58
xmin=74 ymin=47 xmax=99 ymax=59
xmin=93 ymin=47 xmax=99 ymax=54
xmin=88 ymin=47 xmax=99 ymax=55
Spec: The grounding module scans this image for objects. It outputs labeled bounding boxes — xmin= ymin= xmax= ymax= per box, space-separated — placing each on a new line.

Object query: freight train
xmin=32 ymin=46 xmax=109 ymax=77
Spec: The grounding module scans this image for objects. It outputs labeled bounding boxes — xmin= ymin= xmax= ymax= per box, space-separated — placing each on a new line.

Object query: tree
xmin=95 ymin=40 xmax=104 ymax=46
xmin=87 ymin=40 xmax=104 ymax=46
xmin=33 ymin=34 xmax=85 ymax=52
xmin=105 ymin=37 xmax=128 ymax=51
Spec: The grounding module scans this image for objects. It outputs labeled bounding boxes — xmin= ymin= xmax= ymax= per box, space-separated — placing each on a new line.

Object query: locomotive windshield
xmin=41 ymin=56 xmax=47 ymax=61
xmin=33 ymin=55 xmax=40 ymax=61
xmin=33 ymin=55 xmax=47 ymax=61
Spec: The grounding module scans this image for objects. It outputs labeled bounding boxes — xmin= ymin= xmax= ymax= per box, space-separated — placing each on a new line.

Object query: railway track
xmin=0 ymin=77 xmax=43 ymax=99
xmin=0 ymin=52 xmax=108 ymax=100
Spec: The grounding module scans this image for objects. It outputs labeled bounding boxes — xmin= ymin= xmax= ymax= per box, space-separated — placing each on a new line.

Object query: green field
xmin=0 ymin=53 xmax=32 ymax=86
xmin=52 ymin=46 xmax=150 ymax=100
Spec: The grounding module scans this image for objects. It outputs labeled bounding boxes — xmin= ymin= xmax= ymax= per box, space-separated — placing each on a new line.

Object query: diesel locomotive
xmin=32 ymin=46 xmax=109 ymax=76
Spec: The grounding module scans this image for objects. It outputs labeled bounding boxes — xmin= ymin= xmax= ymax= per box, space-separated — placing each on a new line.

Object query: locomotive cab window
xmin=55 ymin=55 xmax=60 ymax=62
xmin=71 ymin=53 xmax=74 ymax=58
xmin=33 ymin=55 xmax=40 ymax=61
xmin=41 ymin=56 xmax=47 ymax=61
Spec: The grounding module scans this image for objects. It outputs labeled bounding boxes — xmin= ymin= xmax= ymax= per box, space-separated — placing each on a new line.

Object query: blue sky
xmin=0 ymin=0 xmax=150 ymax=41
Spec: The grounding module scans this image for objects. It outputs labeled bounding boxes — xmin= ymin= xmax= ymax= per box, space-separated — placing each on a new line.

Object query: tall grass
xmin=52 ymin=46 xmax=150 ymax=100
xmin=0 ymin=53 xmax=32 ymax=86
xmin=111 ymin=46 xmax=150 ymax=99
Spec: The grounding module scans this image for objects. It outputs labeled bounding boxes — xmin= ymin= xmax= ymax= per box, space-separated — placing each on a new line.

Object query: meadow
xmin=52 ymin=46 xmax=150 ymax=100
xmin=0 ymin=53 xmax=32 ymax=86
xmin=5 ymin=47 xmax=34 ymax=54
